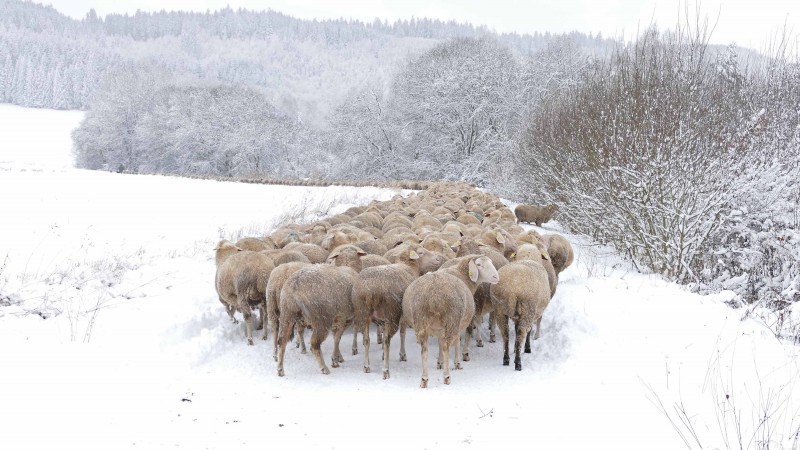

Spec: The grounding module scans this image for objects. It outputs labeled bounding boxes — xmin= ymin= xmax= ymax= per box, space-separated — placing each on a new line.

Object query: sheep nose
xmin=488 ymin=275 xmax=500 ymax=284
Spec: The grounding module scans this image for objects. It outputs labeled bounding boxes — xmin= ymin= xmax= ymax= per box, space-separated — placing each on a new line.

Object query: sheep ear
xmin=541 ymin=249 xmax=550 ymax=261
xmin=327 ymin=253 xmax=339 ymax=263
xmin=357 ymin=250 xmax=368 ymax=256
xmin=510 ymin=252 xmax=516 ymax=260
xmin=409 ymin=250 xmax=420 ymax=260
xmin=495 ymin=232 xmax=506 ymax=244
xmin=468 ymin=259 xmax=479 ymax=282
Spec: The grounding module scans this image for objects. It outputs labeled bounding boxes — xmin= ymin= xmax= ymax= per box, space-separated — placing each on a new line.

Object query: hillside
xmin=0 ymin=0 xmax=613 ymax=123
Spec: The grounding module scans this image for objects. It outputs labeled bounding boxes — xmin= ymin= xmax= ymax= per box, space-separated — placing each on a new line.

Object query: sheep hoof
xmin=420 ymin=378 xmax=428 ymax=388
xmin=503 ymin=356 xmax=510 ymax=366
xmin=277 ymin=368 xmax=284 ymax=377
xmin=436 ymin=361 xmax=443 ymax=370
xmin=337 ymin=354 xmax=344 ymax=363
xmin=300 ymin=348 xmax=307 ymax=354
xmin=247 ymin=338 xmax=254 ymax=346
xmin=462 ymin=353 xmax=470 ymax=362
xmin=399 ymin=353 xmax=407 ymax=362
xmin=272 ymin=355 xmax=277 ymax=362
xmin=443 ymin=376 xmax=451 ymax=385
xmin=331 ymin=360 xmax=340 ymax=368
xmin=364 ymin=366 xmax=371 ymax=373
xmin=232 ymin=318 xmax=239 ymax=324
xmin=476 ymin=340 xmax=484 ymax=348
xmin=377 ymin=336 xmax=383 ymax=344
xmin=524 ymin=347 xmax=531 ymax=354
xmin=454 ymin=362 xmax=462 ymax=370
xmin=321 ymin=367 xmax=330 ymax=375
xmin=352 ymin=348 xmax=358 ymax=356
xmin=515 ymin=362 xmax=522 ymax=371
xmin=489 ymin=336 xmax=496 ymax=343
xmin=382 ymin=370 xmax=390 ymax=380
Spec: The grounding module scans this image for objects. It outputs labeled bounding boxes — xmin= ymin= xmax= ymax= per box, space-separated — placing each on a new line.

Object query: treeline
xmin=0 ymin=0 xmax=614 ymax=115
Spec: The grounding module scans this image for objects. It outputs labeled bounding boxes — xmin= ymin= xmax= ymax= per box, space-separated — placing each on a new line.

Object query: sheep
xmin=266 ymin=261 xmax=311 ymax=360
xmin=420 ymin=235 xmax=457 ymax=260
xmin=480 ymin=227 xmax=519 ymax=260
xmin=262 ymin=249 xmax=311 ymax=266
xmin=541 ymin=234 xmax=574 ymax=275
xmin=354 ymin=239 xmax=389 ymax=256
xmin=449 ymin=243 xmax=510 ymax=351
xmin=516 ymin=229 xmax=544 ymax=245
xmin=514 ymin=203 xmax=559 ymax=226
xmin=402 ymin=255 xmax=499 ymax=388
xmin=214 ymin=241 xmax=275 ymax=345
xmin=351 ymin=244 xmax=445 ymax=378
xmin=512 ymin=243 xmax=557 ymax=347
xmin=321 ymin=230 xmax=357 ymax=251
xmin=489 ymin=259 xmax=551 ymax=371
xmin=361 ymin=254 xmax=391 ymax=269
xmin=281 ymin=242 xmax=329 ymax=264
xmin=456 ymin=213 xmax=482 ymax=227
xmin=276 ymin=245 xmax=366 ymax=376
xmin=235 ymin=237 xmax=276 ymax=252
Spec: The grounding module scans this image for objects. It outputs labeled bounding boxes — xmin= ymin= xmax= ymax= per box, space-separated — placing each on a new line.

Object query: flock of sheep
xmin=213 ymin=182 xmax=570 ymax=388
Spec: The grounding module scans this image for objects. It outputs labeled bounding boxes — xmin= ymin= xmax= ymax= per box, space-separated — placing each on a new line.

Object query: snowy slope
xmin=0 ymin=104 xmax=798 ymax=450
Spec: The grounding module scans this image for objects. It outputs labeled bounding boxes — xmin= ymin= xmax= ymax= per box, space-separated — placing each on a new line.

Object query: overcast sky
xmin=43 ymin=0 xmax=798 ymax=54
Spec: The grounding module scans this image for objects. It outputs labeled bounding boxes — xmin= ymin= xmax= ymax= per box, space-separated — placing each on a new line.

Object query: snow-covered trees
xmin=332 ymin=37 xmax=525 ymax=184
xmin=391 ymin=37 xmax=522 ymax=183
xmin=72 ymin=68 xmax=320 ymax=178
xmin=516 ymin=25 xmax=799 ymax=307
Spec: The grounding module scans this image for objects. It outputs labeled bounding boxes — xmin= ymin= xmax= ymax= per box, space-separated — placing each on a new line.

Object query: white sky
xmin=43 ymin=0 xmax=798 ymax=54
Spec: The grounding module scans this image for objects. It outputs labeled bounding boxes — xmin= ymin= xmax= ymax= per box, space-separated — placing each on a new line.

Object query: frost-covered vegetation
xmin=2 ymin=0 xmax=798 ymax=328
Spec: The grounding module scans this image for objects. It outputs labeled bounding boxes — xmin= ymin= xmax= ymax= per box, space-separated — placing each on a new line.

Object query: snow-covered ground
xmin=0 ymin=104 xmax=798 ymax=449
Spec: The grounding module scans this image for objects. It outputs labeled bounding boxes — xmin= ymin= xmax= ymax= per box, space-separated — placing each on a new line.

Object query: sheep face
xmin=469 ymin=255 xmax=500 ymax=285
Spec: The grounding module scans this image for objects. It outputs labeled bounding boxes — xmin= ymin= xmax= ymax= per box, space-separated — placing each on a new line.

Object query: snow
xmin=1 ymin=104 xmax=798 ymax=449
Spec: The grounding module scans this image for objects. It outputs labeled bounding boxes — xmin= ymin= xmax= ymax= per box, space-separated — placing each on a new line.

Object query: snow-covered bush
xmin=512 ymin=25 xmax=800 ymax=323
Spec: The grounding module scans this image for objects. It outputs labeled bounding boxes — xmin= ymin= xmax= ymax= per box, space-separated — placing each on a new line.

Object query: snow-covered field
xmin=1 ymin=104 xmax=798 ymax=449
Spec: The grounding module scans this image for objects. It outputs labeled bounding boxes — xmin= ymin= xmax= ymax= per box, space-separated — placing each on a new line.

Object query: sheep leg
xmin=331 ymin=327 xmax=345 ymax=368
xmin=269 ymin=310 xmax=280 ymax=361
xmin=260 ymin=305 xmax=268 ymax=340
xmin=276 ymin=319 xmax=295 ymax=377
xmin=310 ymin=329 xmax=331 ymax=375
xmin=440 ymin=337 xmax=452 ymax=385
xmin=488 ymin=311 xmax=497 ymax=343
xmin=295 ymin=322 xmax=307 ymax=353
xmin=375 ymin=319 xmax=383 ymax=344
xmin=524 ymin=330 xmax=532 ymax=353
xmin=382 ymin=321 xmax=398 ymax=379
xmin=362 ymin=321 xmax=371 ymax=373
xmin=462 ymin=325 xmax=472 ymax=362
xmin=256 ymin=307 xmax=264 ymax=331
xmin=533 ymin=316 xmax=543 ymax=340
xmin=419 ymin=332 xmax=429 ymax=388
xmin=352 ymin=327 xmax=359 ymax=356
xmin=453 ymin=334 xmax=463 ymax=370
xmin=475 ymin=315 xmax=484 ymax=348
xmin=514 ymin=321 xmax=527 ymax=371
xmin=398 ymin=319 xmax=407 ymax=362
xmin=241 ymin=305 xmax=255 ymax=346
xmin=498 ymin=314 xmax=510 ymax=366
xmin=437 ymin=343 xmax=444 ymax=370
